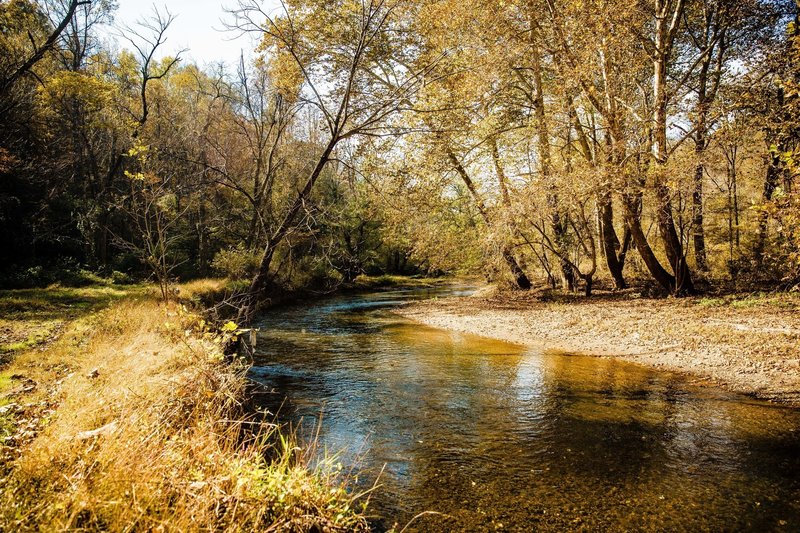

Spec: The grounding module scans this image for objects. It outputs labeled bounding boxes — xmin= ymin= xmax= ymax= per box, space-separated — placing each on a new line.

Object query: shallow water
xmin=251 ymin=285 xmax=800 ymax=531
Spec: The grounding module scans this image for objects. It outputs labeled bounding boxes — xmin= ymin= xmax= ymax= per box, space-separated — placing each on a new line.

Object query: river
xmin=250 ymin=284 xmax=800 ymax=531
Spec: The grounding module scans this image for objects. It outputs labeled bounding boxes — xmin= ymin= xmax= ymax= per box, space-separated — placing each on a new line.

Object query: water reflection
xmin=251 ymin=286 xmax=800 ymax=531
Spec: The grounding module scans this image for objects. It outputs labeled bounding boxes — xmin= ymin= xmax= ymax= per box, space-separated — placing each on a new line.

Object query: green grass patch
xmin=0 ymin=319 xmax=62 ymax=354
xmin=695 ymin=292 xmax=800 ymax=310
xmin=697 ymin=297 xmax=726 ymax=308
xmin=0 ymin=284 xmax=145 ymax=360
xmin=0 ymin=285 xmax=133 ymax=317
xmin=0 ymin=371 xmax=12 ymax=395
xmin=0 ymin=371 xmax=14 ymax=439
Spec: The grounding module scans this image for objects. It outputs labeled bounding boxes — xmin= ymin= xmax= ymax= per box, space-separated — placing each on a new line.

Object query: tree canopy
xmin=1 ymin=0 xmax=798 ymax=305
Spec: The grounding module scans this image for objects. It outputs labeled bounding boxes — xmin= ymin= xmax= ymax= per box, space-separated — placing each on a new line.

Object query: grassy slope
xmin=0 ymin=284 xmax=134 ymax=358
xmin=0 ymin=280 xmax=369 ymax=531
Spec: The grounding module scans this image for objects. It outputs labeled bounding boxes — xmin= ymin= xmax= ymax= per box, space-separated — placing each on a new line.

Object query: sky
xmin=102 ymin=0 xmax=281 ymax=68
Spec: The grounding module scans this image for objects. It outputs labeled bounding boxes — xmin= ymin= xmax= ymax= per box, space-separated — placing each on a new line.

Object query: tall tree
xmin=231 ymin=0 xmax=441 ymax=321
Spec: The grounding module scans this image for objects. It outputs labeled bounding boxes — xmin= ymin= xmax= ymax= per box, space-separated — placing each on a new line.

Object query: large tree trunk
xmin=530 ymin=18 xmax=573 ymax=290
xmin=238 ymin=141 xmax=336 ymax=323
xmin=651 ymin=1 xmax=694 ymax=294
xmin=598 ymin=190 xmax=627 ymax=289
xmin=754 ymin=149 xmax=781 ymax=264
xmin=447 ymin=148 xmax=532 ymax=290
xmin=568 ymin=91 xmax=628 ymax=290
xmin=502 ymin=247 xmax=532 ymax=290
xmin=654 ymin=182 xmax=694 ymax=293
xmin=692 ymin=160 xmax=708 ymax=271
xmin=690 ymin=5 xmax=723 ymax=273
xmin=623 ymin=193 xmax=677 ymax=292
xmin=692 ymin=95 xmax=709 ymax=271
xmin=725 ymin=149 xmax=740 ymax=264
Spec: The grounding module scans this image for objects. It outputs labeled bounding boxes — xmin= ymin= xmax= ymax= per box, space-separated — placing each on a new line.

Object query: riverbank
xmin=399 ymin=286 xmax=800 ymax=406
xmin=0 ymin=280 xmax=369 ymax=531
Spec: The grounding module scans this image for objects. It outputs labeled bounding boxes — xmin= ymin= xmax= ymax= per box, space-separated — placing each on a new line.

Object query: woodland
xmin=1 ymin=1 xmax=800 ymax=531
xmin=1 ymin=0 xmax=799 ymax=315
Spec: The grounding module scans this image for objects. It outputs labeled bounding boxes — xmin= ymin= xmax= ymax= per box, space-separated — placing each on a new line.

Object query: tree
xmin=231 ymin=0 xmax=441 ymax=321
xmin=0 ymin=0 xmax=89 ymax=94
xmin=113 ymin=7 xmax=185 ymax=299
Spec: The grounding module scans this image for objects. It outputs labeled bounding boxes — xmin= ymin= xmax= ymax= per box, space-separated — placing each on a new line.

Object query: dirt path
xmin=399 ymin=288 xmax=800 ymax=406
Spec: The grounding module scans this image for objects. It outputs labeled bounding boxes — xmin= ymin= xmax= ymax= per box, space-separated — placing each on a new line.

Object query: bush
xmin=110 ymin=270 xmax=133 ymax=285
xmin=211 ymin=245 xmax=261 ymax=280
xmin=286 ymin=256 xmax=341 ymax=291
xmin=0 ymin=261 xmax=109 ymax=289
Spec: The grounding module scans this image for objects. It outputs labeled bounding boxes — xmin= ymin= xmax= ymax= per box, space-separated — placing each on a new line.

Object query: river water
xmin=251 ymin=285 xmax=800 ymax=531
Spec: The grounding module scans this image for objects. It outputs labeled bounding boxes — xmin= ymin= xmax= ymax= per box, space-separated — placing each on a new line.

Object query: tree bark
xmin=692 ymin=160 xmax=708 ymax=271
xmin=530 ymin=18 xmax=573 ymax=290
xmin=651 ymin=0 xmax=694 ymax=294
xmin=754 ymin=149 xmax=781 ymax=265
xmin=692 ymin=82 xmax=709 ymax=271
xmin=238 ymin=140 xmax=337 ymax=323
xmin=598 ymin=190 xmax=627 ymax=289
xmin=623 ymin=192 xmax=677 ymax=292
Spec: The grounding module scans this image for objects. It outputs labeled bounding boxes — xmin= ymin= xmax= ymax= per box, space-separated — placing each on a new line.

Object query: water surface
xmin=251 ymin=285 xmax=800 ymax=531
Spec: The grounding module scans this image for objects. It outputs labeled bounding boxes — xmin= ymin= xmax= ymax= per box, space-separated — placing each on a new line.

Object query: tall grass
xmin=0 ymin=294 xmax=369 ymax=531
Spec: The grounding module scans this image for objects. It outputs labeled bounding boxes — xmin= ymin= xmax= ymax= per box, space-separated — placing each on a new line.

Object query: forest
xmin=1 ymin=0 xmax=800 ymax=531
xmin=1 ymin=0 xmax=798 ymax=309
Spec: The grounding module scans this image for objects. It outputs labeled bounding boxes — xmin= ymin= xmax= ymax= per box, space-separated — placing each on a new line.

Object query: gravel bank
xmin=399 ymin=288 xmax=800 ymax=406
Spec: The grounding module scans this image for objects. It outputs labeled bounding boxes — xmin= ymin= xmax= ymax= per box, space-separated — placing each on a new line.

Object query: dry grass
xmin=0 ymin=284 xmax=134 ymax=360
xmin=0 ymin=288 xmax=370 ymax=532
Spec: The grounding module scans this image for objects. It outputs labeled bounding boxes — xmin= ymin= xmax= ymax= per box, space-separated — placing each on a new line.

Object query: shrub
xmin=110 ymin=270 xmax=133 ymax=285
xmin=211 ymin=245 xmax=261 ymax=280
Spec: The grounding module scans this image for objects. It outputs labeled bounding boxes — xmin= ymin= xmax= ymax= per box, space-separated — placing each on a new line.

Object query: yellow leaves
xmin=126 ymin=142 xmax=152 ymax=181
xmin=37 ymin=71 xmax=117 ymax=122
xmin=124 ymin=170 xmax=146 ymax=181
xmin=127 ymin=143 xmax=149 ymax=158
xmin=221 ymin=321 xmax=239 ymax=333
xmin=267 ymin=49 xmax=304 ymax=101
xmin=113 ymin=49 xmax=140 ymax=85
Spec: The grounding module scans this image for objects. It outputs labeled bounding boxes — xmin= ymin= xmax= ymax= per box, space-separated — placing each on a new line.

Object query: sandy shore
xmin=399 ymin=287 xmax=800 ymax=406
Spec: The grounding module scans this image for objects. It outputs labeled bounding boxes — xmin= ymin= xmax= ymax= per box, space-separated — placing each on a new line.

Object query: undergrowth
xmin=0 ymin=287 xmax=370 ymax=531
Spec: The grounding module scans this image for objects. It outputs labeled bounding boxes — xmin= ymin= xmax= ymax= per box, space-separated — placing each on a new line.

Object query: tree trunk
xmin=754 ymin=150 xmax=781 ymax=264
xmin=623 ymin=193 xmax=677 ymax=292
xmin=652 ymin=3 xmax=694 ymax=294
xmin=654 ymin=183 xmax=694 ymax=293
xmin=502 ymin=247 xmax=532 ymax=290
xmin=690 ymin=7 xmax=721 ymax=273
xmin=598 ymin=190 xmax=627 ymax=289
xmin=692 ymin=100 xmax=709 ymax=272
xmin=447 ymin=148 xmax=531 ymax=290
xmin=238 ymin=140 xmax=336 ymax=323
xmin=692 ymin=160 xmax=708 ymax=271
xmin=530 ymin=18 xmax=573 ymax=291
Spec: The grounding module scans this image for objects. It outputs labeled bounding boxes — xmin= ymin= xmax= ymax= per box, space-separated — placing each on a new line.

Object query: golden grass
xmin=0 ymin=284 xmax=136 ymax=360
xmin=0 ymin=290 xmax=369 ymax=531
xmin=177 ymin=278 xmax=231 ymax=300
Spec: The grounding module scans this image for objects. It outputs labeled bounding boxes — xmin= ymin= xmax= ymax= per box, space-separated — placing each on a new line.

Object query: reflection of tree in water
xmin=248 ymin=289 xmax=800 ymax=532
xmin=407 ymin=354 xmax=800 ymax=531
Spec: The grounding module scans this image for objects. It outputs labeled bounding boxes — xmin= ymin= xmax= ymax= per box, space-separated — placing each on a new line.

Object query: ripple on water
xmin=251 ymin=286 xmax=800 ymax=531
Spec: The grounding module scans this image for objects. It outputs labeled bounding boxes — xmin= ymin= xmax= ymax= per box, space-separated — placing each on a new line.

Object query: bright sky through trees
xmin=101 ymin=0 xmax=280 ymax=66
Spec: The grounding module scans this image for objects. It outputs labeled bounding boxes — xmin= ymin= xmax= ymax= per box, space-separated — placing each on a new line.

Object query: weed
xmin=0 ymin=284 xmax=369 ymax=531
